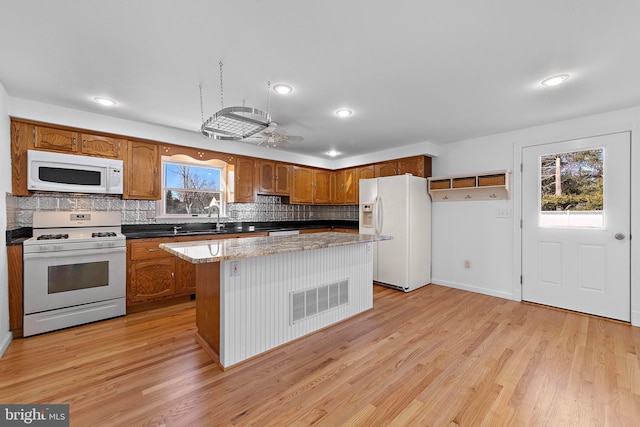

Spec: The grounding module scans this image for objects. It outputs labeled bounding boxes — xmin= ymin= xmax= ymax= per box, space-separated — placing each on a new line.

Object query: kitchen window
xmin=157 ymin=156 xmax=228 ymax=218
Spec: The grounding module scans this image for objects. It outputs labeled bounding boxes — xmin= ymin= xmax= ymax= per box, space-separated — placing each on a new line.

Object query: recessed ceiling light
xmin=335 ymin=109 xmax=352 ymax=118
xmin=541 ymin=74 xmax=570 ymax=87
xmin=326 ymin=150 xmax=340 ymax=157
xmin=273 ymin=84 xmax=293 ymax=95
xmin=93 ymin=97 xmax=117 ymax=107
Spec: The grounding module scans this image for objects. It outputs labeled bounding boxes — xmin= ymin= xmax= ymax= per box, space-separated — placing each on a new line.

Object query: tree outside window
xmin=161 ymin=161 xmax=225 ymax=216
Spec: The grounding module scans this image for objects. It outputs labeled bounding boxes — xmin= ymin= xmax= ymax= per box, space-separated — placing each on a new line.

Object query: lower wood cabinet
xmin=126 ymin=233 xmax=267 ymax=306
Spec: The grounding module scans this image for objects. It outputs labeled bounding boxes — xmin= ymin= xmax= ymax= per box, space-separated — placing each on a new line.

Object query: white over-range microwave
xmin=27 ymin=150 xmax=124 ymax=194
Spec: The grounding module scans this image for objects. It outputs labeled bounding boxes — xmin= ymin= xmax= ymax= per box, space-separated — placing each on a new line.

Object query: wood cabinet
xmin=357 ymin=165 xmax=375 ymax=181
xmin=234 ymin=156 xmax=256 ymax=202
xmin=31 ymin=123 xmax=123 ymax=158
xmin=374 ymin=156 xmax=431 ymax=178
xmin=33 ymin=126 xmax=78 ymax=153
xmin=7 ymin=245 xmax=23 ymax=336
xmin=127 ymin=233 xmax=265 ymax=306
xmin=334 ymin=168 xmax=358 ymax=204
xmin=80 ymin=133 xmax=123 ymax=159
xmin=428 ymin=170 xmax=511 ymax=201
xmin=124 ymin=140 xmax=160 ymax=200
xmin=255 ymin=160 xmax=290 ymax=195
xmin=313 ymin=169 xmax=332 ymax=204
xmin=291 ymin=166 xmax=314 ymax=203
xmin=291 ymin=166 xmax=332 ymax=204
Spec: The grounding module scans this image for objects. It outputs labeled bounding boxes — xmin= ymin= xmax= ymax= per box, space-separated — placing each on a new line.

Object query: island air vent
xmin=290 ymin=279 xmax=349 ymax=324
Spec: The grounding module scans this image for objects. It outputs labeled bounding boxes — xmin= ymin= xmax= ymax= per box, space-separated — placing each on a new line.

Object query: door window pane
xmin=539 ymin=148 xmax=603 ymax=228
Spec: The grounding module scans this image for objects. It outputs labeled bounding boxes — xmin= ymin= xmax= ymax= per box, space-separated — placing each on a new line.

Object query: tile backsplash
xmin=6 ymin=193 xmax=358 ymax=230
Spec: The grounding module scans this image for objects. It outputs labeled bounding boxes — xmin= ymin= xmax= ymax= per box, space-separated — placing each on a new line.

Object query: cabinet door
xmin=274 ymin=162 xmax=291 ymax=195
xmin=357 ymin=166 xmax=375 ymax=180
xmin=128 ymin=258 xmax=175 ymax=303
xmin=80 ymin=133 xmax=123 ymax=159
xmin=398 ymin=156 xmax=424 ymax=177
xmin=125 ymin=140 xmax=160 ymax=200
xmin=255 ymin=160 xmax=276 ymax=194
xmin=175 ymin=257 xmax=196 ymax=295
xmin=34 ymin=125 xmax=79 ymax=153
xmin=342 ymin=168 xmax=357 ymax=204
xmin=313 ymin=169 xmax=332 ymax=204
xmin=334 ymin=170 xmax=346 ymax=205
xmin=235 ymin=156 xmax=255 ymax=202
xmin=374 ymin=161 xmax=397 ymax=177
xmin=10 ymin=120 xmax=30 ymax=196
xmin=291 ymin=166 xmax=314 ymax=203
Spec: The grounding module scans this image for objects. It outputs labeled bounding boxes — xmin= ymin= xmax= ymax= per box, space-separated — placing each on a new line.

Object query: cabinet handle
xmin=72 ymin=137 xmax=77 ymax=147
xmin=147 ymin=248 xmax=160 ymax=252
xmin=83 ymin=139 xmax=87 ymax=148
xmin=32 ymin=126 xmax=36 ymax=146
xmin=171 ymin=272 xmax=174 ymax=278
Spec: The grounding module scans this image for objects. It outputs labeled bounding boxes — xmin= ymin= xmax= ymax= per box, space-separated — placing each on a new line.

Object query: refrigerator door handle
xmin=375 ymin=195 xmax=383 ymax=235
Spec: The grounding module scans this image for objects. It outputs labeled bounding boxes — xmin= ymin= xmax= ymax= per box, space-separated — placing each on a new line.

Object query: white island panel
xmin=219 ymin=243 xmax=373 ymax=367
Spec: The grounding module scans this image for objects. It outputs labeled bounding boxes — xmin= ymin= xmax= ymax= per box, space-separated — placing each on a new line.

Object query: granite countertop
xmin=160 ymin=232 xmax=391 ymax=264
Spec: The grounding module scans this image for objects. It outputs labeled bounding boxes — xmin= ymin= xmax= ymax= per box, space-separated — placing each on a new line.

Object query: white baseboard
xmin=432 ymin=279 xmax=518 ymax=301
xmin=0 ymin=330 xmax=12 ymax=358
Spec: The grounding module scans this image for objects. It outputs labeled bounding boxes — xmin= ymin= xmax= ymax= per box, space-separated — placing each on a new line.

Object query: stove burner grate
xmin=92 ymin=232 xmax=118 ymax=238
xmin=36 ymin=234 xmax=69 ymax=240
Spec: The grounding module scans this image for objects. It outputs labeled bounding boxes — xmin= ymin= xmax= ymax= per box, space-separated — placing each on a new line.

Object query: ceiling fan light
xmin=93 ymin=96 xmax=117 ymax=107
xmin=273 ymin=84 xmax=293 ymax=95
xmin=335 ymin=109 xmax=352 ymax=118
xmin=541 ymin=74 xmax=570 ymax=87
xmin=326 ymin=150 xmax=340 ymax=157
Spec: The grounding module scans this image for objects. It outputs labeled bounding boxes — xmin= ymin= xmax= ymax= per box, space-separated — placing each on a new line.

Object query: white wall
xmin=0 ymin=82 xmax=12 ymax=356
xmin=431 ymin=105 xmax=640 ymax=326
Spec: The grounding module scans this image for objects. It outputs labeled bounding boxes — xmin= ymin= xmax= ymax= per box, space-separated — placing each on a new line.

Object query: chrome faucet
xmin=208 ymin=204 xmax=222 ymax=231
xmin=173 ymin=225 xmax=182 ymax=235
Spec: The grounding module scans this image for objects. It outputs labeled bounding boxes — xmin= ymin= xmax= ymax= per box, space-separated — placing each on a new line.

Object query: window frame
xmin=156 ymin=155 xmax=229 ymax=219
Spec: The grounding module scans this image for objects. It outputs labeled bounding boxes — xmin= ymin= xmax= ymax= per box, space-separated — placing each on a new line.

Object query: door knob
xmin=615 ymin=233 xmax=625 ymax=240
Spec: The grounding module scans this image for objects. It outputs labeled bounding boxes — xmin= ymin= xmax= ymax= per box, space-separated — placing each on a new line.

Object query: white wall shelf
xmin=428 ymin=170 xmax=511 ymax=201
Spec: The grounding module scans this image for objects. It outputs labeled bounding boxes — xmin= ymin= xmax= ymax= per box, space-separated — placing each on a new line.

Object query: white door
xmin=522 ymin=132 xmax=630 ymax=321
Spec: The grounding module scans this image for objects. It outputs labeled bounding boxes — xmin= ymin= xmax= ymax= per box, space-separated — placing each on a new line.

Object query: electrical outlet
xmin=464 ymin=260 xmax=471 ymax=269
xmin=230 ymin=261 xmax=240 ymax=277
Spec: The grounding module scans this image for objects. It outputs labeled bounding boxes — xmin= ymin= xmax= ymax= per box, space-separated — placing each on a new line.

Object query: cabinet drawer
xmin=129 ymin=240 xmax=174 ymax=260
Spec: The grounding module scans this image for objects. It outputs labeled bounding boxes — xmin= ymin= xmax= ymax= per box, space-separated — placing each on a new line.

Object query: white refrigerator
xmin=359 ymin=174 xmax=431 ymax=292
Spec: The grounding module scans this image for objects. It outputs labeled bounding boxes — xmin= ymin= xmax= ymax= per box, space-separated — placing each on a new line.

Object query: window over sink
xmin=156 ymin=155 xmax=230 ymax=218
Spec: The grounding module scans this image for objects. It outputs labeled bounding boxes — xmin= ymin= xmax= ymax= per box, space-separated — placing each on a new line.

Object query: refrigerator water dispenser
xmin=361 ymin=204 xmax=374 ymax=228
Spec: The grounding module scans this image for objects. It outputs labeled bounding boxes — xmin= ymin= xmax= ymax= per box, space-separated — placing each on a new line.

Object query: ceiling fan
xmin=243 ymin=122 xmax=303 ymax=148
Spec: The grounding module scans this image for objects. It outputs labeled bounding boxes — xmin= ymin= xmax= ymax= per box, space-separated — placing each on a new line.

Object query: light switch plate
xmin=496 ymin=209 xmax=512 ymax=218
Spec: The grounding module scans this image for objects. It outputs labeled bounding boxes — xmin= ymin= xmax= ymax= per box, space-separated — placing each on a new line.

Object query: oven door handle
xmin=24 ymin=247 xmax=126 ymax=260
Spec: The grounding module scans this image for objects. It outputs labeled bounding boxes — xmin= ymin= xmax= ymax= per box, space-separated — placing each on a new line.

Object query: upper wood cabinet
xmin=124 ymin=140 xmax=160 ymax=200
xmin=334 ymin=167 xmax=358 ymax=205
xmin=255 ymin=160 xmax=290 ymax=195
xmin=291 ymin=166 xmax=332 ymax=204
xmin=33 ymin=126 xmax=78 ymax=153
xmin=357 ymin=165 xmax=375 ymax=181
xmin=234 ymin=156 xmax=256 ymax=203
xmin=291 ymin=166 xmax=314 ymax=204
xmin=374 ymin=156 xmax=431 ymax=178
xmin=313 ymin=169 xmax=332 ymax=204
xmin=32 ymin=124 xmax=123 ymax=159
xmin=80 ymin=133 xmax=123 ymax=159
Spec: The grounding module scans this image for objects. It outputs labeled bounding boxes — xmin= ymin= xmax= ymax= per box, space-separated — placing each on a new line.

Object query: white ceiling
xmin=2 ymin=1 xmax=640 ymax=161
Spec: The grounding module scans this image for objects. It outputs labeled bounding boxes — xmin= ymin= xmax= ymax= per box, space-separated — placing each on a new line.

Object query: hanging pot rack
xmin=199 ymin=62 xmax=271 ymax=140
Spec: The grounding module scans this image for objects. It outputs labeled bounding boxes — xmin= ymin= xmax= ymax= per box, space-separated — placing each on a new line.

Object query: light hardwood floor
xmin=1 ymin=284 xmax=640 ymax=426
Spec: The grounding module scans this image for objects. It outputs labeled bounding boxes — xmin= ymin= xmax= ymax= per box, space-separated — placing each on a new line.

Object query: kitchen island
xmin=160 ymin=232 xmax=391 ymax=369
